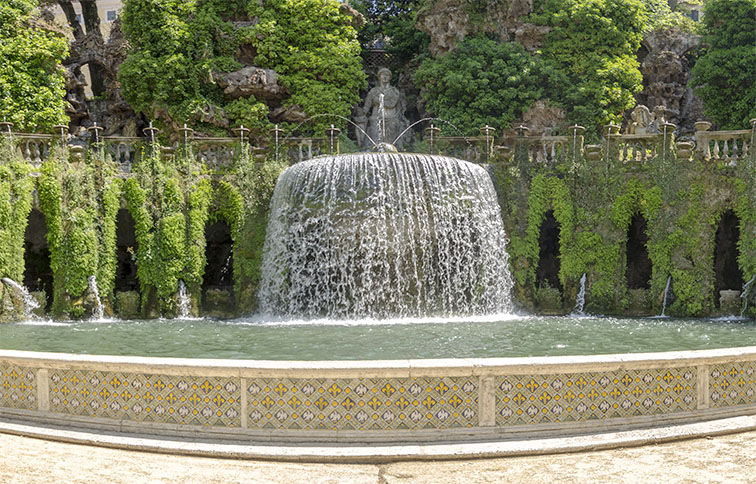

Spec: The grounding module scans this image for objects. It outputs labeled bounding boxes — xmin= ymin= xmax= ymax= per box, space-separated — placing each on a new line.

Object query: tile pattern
xmin=0 ymin=363 xmax=36 ymax=410
xmin=48 ymin=370 xmax=241 ymax=427
xmin=496 ymin=368 xmax=696 ymax=426
xmin=710 ymin=363 xmax=756 ymax=408
xmin=247 ymin=377 xmax=477 ymax=430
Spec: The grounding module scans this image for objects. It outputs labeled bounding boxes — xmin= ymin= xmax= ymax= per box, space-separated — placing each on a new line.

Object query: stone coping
xmin=2 ymin=347 xmax=756 ymax=451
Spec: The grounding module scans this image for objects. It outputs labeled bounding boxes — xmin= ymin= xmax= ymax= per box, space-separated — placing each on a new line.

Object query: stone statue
xmin=360 ymin=68 xmax=410 ymax=150
xmin=627 ymin=104 xmax=669 ymax=135
xmin=627 ymin=105 xmax=654 ymax=134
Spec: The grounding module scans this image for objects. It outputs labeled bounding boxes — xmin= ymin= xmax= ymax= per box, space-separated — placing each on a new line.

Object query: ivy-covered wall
xmin=492 ymin=135 xmax=756 ymax=318
xmin=0 ymin=130 xmax=753 ymax=321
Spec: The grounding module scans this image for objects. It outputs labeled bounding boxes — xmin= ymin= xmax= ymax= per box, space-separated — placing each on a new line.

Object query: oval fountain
xmin=2 ymin=150 xmax=756 ymax=460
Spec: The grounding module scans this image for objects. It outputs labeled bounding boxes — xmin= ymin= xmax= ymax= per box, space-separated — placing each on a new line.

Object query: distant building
xmin=50 ymin=0 xmax=123 ymax=41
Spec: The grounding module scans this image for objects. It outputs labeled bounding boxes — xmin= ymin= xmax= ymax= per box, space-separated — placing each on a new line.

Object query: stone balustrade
xmin=2 ymin=121 xmax=753 ymax=170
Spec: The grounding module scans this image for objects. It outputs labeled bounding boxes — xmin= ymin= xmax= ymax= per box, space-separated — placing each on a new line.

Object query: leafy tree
xmin=119 ymin=0 xmax=364 ymax=135
xmin=414 ymin=36 xmax=565 ymax=135
xmin=532 ymin=0 xmax=648 ymax=136
xmin=0 ymin=0 xmax=68 ymax=131
xmin=353 ymin=0 xmax=429 ymax=63
xmin=690 ymin=0 xmax=756 ymax=129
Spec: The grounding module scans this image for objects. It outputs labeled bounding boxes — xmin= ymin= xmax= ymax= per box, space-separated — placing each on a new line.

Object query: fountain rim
xmin=3 ymin=345 xmax=756 ymax=461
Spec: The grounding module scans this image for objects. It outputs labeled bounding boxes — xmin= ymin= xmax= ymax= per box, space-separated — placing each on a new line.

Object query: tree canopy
xmin=690 ymin=0 xmax=756 ymax=129
xmin=0 ymin=0 xmax=68 ymax=132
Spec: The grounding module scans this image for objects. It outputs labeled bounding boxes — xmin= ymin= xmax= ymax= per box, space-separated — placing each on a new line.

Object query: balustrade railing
xmin=696 ymin=130 xmax=751 ymax=164
xmin=2 ymin=122 xmax=753 ymax=170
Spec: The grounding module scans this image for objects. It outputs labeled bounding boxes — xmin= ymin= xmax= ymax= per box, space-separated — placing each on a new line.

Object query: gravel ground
xmin=2 ymin=431 xmax=756 ymax=483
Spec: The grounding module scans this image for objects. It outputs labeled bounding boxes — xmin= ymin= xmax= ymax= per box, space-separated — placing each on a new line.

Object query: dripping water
xmin=572 ymin=273 xmax=587 ymax=316
xmin=87 ymin=275 xmax=105 ymax=321
xmin=1 ymin=277 xmax=40 ymax=320
xmin=177 ymin=280 xmax=191 ymax=319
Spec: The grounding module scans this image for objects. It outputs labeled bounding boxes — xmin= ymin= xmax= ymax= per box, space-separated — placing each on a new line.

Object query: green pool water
xmin=1 ymin=314 xmax=755 ymax=360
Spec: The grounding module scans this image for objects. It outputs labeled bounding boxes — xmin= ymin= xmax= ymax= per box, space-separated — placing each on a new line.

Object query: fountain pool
xmin=1 ymin=315 xmax=755 ymax=360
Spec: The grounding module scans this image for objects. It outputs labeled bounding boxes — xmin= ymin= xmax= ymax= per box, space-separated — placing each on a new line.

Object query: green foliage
xmin=247 ymin=0 xmax=366 ymax=130
xmin=120 ymin=0 xmax=365 ymax=136
xmin=0 ymin=0 xmax=68 ymax=131
xmin=222 ymin=158 xmax=286 ymax=312
xmin=37 ymin=144 xmax=123 ymax=316
xmin=642 ymin=0 xmax=698 ymax=32
xmin=353 ymin=0 xmax=430 ymax=63
xmin=123 ymin=142 xmax=211 ymax=314
xmin=415 ymin=37 xmax=565 ymax=135
xmin=532 ymin=0 xmax=647 ymax=137
xmin=690 ymin=0 xmax=756 ymax=129
xmin=0 ymin=139 xmax=34 ymax=282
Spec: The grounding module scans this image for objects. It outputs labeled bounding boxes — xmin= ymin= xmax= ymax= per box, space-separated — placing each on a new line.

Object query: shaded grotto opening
xmin=626 ymin=213 xmax=652 ymax=289
xmin=115 ymin=209 xmax=139 ymax=291
xmin=536 ymin=210 xmax=563 ymax=292
xmin=713 ymin=210 xmax=743 ymax=308
xmin=23 ymin=208 xmax=53 ymax=311
xmin=202 ymin=221 xmax=235 ymax=312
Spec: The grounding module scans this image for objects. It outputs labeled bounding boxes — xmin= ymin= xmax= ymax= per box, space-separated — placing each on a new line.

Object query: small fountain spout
xmin=573 ymin=273 xmax=587 ymax=316
xmin=1 ymin=277 xmax=40 ymax=320
xmin=658 ymin=276 xmax=672 ymax=318
xmin=177 ymin=280 xmax=191 ymax=319
xmin=87 ymin=275 xmax=105 ymax=321
xmin=741 ymin=275 xmax=756 ymax=319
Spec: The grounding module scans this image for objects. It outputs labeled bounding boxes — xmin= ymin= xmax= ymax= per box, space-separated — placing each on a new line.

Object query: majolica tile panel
xmin=0 ymin=363 xmax=36 ymax=410
xmin=710 ymin=363 xmax=756 ymax=408
xmin=48 ymin=370 xmax=241 ymax=427
xmin=247 ymin=377 xmax=478 ymax=430
xmin=496 ymin=368 xmax=697 ymax=426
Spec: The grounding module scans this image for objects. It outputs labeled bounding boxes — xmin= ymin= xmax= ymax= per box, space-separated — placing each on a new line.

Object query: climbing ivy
xmin=123 ymin=141 xmax=214 ymax=315
xmin=37 ymin=143 xmax=123 ymax=317
xmin=0 ymin=137 xmax=34 ymax=283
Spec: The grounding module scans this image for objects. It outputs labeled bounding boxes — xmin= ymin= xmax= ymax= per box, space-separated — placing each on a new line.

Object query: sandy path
xmin=1 ymin=431 xmax=755 ymax=483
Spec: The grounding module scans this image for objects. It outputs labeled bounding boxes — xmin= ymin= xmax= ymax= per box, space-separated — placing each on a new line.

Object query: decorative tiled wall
xmin=247 ymin=377 xmax=478 ymax=430
xmin=48 ymin=370 xmax=241 ymax=427
xmin=710 ymin=363 xmax=756 ymax=408
xmin=4 ymin=352 xmax=756 ymax=440
xmin=0 ymin=363 xmax=36 ymax=410
xmin=496 ymin=368 xmax=697 ymax=426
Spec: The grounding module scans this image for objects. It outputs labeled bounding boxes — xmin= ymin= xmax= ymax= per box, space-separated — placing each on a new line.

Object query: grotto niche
xmin=625 ymin=213 xmax=652 ymax=289
xmin=23 ymin=208 xmax=53 ymax=311
xmin=202 ymin=220 xmax=235 ymax=316
xmin=536 ymin=210 xmax=563 ymax=292
xmin=713 ymin=210 xmax=743 ymax=309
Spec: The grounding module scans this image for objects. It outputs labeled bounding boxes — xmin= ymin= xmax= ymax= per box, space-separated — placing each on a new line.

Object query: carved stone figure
xmin=627 ymin=105 xmax=654 ymax=134
xmin=361 ymin=68 xmax=410 ymax=150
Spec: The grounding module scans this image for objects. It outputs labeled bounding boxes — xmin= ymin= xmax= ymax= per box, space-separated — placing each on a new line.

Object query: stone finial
xmin=515 ymin=125 xmax=530 ymax=137
xmin=694 ymin=120 xmax=711 ymax=132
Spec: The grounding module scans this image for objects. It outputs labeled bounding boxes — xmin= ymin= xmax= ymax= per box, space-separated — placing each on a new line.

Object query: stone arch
xmin=23 ymin=208 xmax=53 ymax=311
xmin=713 ymin=209 xmax=743 ymax=309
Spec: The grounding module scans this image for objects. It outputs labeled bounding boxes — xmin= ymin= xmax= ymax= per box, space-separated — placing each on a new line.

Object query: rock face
xmin=522 ymin=101 xmax=565 ymax=136
xmin=213 ymin=67 xmax=286 ymax=100
xmin=639 ymin=28 xmax=702 ymax=132
xmin=417 ymin=0 xmax=535 ymax=57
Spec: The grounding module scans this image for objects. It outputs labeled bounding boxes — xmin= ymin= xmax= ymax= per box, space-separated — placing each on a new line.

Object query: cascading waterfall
xmin=573 ymin=273 xmax=587 ymax=316
xmin=1 ymin=277 xmax=40 ymax=320
xmin=177 ymin=280 xmax=191 ymax=319
xmin=258 ymin=152 xmax=514 ymax=319
xmin=87 ymin=275 xmax=105 ymax=320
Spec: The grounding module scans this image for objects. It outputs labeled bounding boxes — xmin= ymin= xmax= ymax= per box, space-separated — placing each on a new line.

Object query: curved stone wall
xmin=2 ymin=348 xmax=756 ymax=443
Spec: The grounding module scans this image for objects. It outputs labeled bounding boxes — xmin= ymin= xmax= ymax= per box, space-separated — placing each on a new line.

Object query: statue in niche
xmin=360 ymin=67 xmax=410 ymax=150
